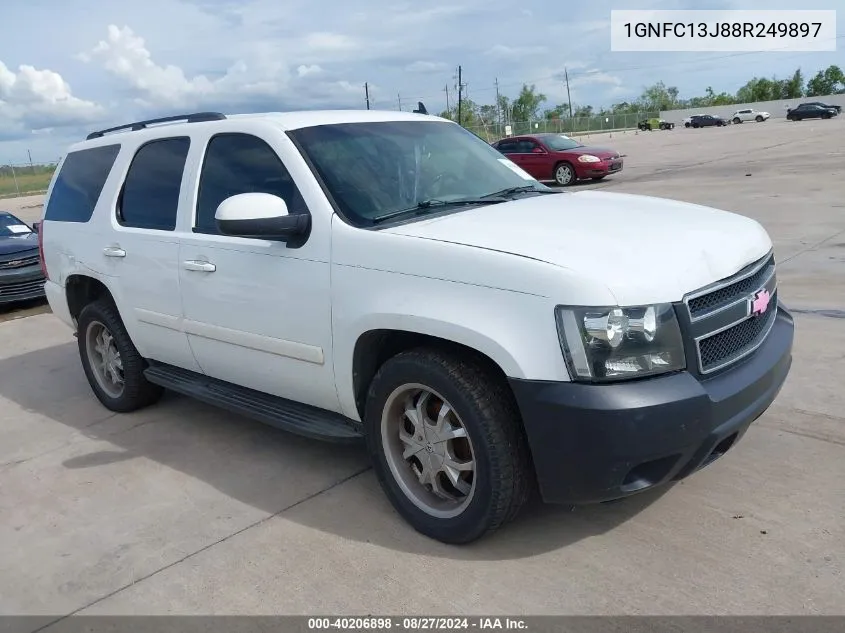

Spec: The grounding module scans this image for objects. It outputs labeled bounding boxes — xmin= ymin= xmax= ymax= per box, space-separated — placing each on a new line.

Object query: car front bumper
xmin=508 ymin=304 xmax=794 ymax=505
xmin=0 ymin=264 xmax=46 ymax=305
xmin=577 ymin=159 xmax=623 ymax=178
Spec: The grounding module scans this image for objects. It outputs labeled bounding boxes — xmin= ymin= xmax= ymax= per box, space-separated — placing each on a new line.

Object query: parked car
xmin=491 ymin=133 xmax=623 ymax=186
xmin=39 ymin=109 xmax=794 ymax=544
xmin=786 ymin=103 xmax=839 ymax=121
xmin=638 ymin=118 xmax=674 ymax=131
xmin=688 ymin=115 xmax=726 ymax=128
xmin=683 ymin=114 xmax=705 ymax=127
xmin=799 ymin=101 xmax=841 ymax=114
xmin=730 ymin=109 xmax=770 ymax=124
xmin=0 ymin=211 xmax=46 ymax=306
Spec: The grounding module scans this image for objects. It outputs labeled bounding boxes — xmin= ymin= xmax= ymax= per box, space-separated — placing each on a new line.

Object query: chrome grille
xmin=683 ymin=252 xmax=778 ymax=375
xmin=687 ymin=254 xmax=775 ymax=319
xmin=698 ymin=291 xmax=777 ymax=372
xmin=0 ymin=254 xmax=40 ymax=270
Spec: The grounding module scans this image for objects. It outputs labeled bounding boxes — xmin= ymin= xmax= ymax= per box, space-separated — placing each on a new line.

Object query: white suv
xmin=730 ymin=109 xmax=771 ymax=124
xmin=38 ymin=109 xmax=794 ymax=544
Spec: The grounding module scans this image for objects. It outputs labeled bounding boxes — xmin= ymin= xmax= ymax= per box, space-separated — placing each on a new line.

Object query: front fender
xmin=331 ymin=264 xmax=571 ymax=421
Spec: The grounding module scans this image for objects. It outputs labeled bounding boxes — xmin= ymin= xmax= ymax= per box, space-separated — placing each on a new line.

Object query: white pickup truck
xmin=38 ymin=109 xmax=794 ymax=544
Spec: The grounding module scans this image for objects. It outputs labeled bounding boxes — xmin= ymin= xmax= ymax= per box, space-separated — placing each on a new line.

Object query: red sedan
xmin=491 ymin=133 xmax=623 ymax=186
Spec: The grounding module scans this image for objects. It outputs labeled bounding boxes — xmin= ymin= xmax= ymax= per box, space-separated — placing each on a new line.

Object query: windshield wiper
xmin=480 ymin=185 xmax=560 ymax=199
xmin=371 ymin=197 xmax=506 ymax=225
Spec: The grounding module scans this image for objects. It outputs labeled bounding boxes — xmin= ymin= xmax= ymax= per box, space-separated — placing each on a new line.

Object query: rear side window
xmin=194 ymin=133 xmax=307 ymax=234
xmin=43 ymin=145 xmax=120 ymax=223
xmin=118 ymin=137 xmax=190 ymax=231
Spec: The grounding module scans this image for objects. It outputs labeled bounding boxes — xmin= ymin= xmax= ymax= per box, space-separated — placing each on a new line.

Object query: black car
xmin=0 ymin=211 xmax=46 ymax=306
xmin=786 ymin=103 xmax=839 ymax=121
xmin=800 ymin=101 xmax=842 ymax=114
xmin=688 ymin=114 xmax=725 ymax=128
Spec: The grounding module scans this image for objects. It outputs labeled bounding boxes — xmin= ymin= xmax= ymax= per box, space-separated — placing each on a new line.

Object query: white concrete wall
xmin=660 ymin=93 xmax=845 ymax=122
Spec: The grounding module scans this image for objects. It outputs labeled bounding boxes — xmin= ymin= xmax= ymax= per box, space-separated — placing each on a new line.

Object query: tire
xmin=684 ymin=122 xmax=690 ymax=128
xmin=77 ymin=298 xmax=164 ymax=413
xmin=822 ymin=113 xmax=831 ymax=119
xmin=363 ymin=348 xmax=533 ymax=544
xmin=733 ymin=117 xmax=741 ymax=124
xmin=755 ymin=115 xmax=763 ymax=122
xmin=553 ymin=161 xmax=576 ymax=186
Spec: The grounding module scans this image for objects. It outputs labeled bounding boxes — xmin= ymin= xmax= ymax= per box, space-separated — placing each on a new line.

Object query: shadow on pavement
xmin=0 ymin=341 xmax=670 ymax=561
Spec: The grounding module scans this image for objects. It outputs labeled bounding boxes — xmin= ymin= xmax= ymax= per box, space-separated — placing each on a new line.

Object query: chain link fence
xmin=0 ymin=161 xmax=59 ymax=199
xmin=464 ymin=111 xmax=661 ymax=143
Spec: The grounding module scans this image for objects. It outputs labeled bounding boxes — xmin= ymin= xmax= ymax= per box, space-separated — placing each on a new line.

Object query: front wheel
xmin=553 ymin=162 xmax=576 ymax=186
xmin=755 ymin=115 xmax=764 ymax=122
xmin=364 ymin=349 xmax=533 ymax=544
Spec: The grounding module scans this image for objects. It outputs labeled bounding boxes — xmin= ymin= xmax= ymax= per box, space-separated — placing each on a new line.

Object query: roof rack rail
xmin=86 ymin=112 xmax=227 ymax=140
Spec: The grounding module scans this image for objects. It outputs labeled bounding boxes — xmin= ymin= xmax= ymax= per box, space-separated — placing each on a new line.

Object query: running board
xmin=143 ymin=363 xmax=363 ymax=444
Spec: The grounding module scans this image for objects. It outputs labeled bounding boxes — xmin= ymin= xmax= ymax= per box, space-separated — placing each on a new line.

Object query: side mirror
xmin=532 ymin=147 xmax=545 ymax=154
xmin=31 ymin=221 xmax=40 ymax=233
xmin=215 ymin=193 xmax=310 ymax=241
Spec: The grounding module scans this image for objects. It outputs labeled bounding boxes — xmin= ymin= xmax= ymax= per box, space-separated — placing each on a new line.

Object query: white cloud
xmin=297 ymin=64 xmax=323 ymax=77
xmin=302 ymin=32 xmax=359 ymax=52
xmin=484 ymin=44 xmax=547 ymax=59
xmin=79 ymin=24 xmax=366 ymax=112
xmin=405 ymin=61 xmax=448 ymax=74
xmin=0 ymin=60 xmax=103 ymax=139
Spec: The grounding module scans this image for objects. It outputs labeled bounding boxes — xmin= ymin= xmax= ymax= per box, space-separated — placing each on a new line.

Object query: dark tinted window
xmin=43 ymin=145 xmax=120 ymax=223
xmin=118 ymin=137 xmax=190 ymax=231
xmin=495 ymin=140 xmax=518 ymax=153
xmin=195 ymin=133 xmax=307 ymax=234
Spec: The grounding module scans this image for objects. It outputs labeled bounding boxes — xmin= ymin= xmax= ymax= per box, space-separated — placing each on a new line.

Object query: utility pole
xmin=564 ymin=67 xmax=573 ymax=120
xmin=364 ymin=83 xmax=370 ymax=110
xmin=27 ymin=150 xmax=34 ymax=171
xmin=9 ymin=164 xmax=20 ymax=196
xmin=444 ymin=84 xmax=450 ymax=116
xmin=457 ymin=65 xmax=463 ymax=125
xmin=494 ymin=77 xmax=501 ymax=126
xmin=397 ymin=93 xmax=402 ymax=111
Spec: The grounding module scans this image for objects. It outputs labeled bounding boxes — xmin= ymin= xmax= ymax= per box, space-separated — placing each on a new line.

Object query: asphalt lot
xmin=1 ymin=118 xmax=844 ymax=619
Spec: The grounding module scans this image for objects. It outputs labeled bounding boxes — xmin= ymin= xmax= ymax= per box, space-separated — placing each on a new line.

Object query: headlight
xmin=555 ymin=304 xmax=686 ymax=382
xmin=577 ymin=154 xmax=601 ymax=163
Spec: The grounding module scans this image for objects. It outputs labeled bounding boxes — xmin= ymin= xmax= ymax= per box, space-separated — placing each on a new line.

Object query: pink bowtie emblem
xmin=751 ymin=288 xmax=771 ymax=316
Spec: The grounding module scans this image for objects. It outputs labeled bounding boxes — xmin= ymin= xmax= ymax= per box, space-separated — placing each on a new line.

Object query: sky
xmin=0 ymin=0 xmax=842 ymax=164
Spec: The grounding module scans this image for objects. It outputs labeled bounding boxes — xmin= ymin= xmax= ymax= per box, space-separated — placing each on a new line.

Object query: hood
xmin=382 ymin=190 xmax=772 ymax=306
xmin=0 ymin=232 xmax=38 ymax=256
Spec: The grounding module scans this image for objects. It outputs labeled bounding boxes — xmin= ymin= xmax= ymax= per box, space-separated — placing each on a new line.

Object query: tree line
xmin=440 ymin=64 xmax=845 ymax=127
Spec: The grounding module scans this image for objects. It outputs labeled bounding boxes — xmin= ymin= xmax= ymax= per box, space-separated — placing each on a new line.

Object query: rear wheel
xmin=364 ymin=349 xmax=533 ymax=544
xmin=77 ymin=299 xmax=163 ymax=412
xmin=553 ymin=162 xmax=575 ymax=186
xmin=733 ymin=117 xmax=741 ymax=124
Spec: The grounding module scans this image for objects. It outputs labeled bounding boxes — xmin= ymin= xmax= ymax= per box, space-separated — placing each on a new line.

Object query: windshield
xmin=289 ymin=120 xmax=549 ymax=226
xmin=0 ymin=213 xmax=32 ymax=237
xmin=539 ymin=135 xmax=582 ymax=151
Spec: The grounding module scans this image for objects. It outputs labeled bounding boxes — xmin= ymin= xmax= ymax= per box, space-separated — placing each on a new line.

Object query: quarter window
xmin=44 ymin=145 xmax=121 ymax=223
xmin=118 ymin=137 xmax=190 ymax=231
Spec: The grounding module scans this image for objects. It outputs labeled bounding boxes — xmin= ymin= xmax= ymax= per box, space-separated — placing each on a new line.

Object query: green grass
xmin=0 ymin=170 xmax=55 ymax=198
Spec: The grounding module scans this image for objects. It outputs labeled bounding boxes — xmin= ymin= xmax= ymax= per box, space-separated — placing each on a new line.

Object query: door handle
xmin=182 ymin=260 xmax=216 ymax=272
xmin=103 ymin=246 xmax=126 ymax=258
